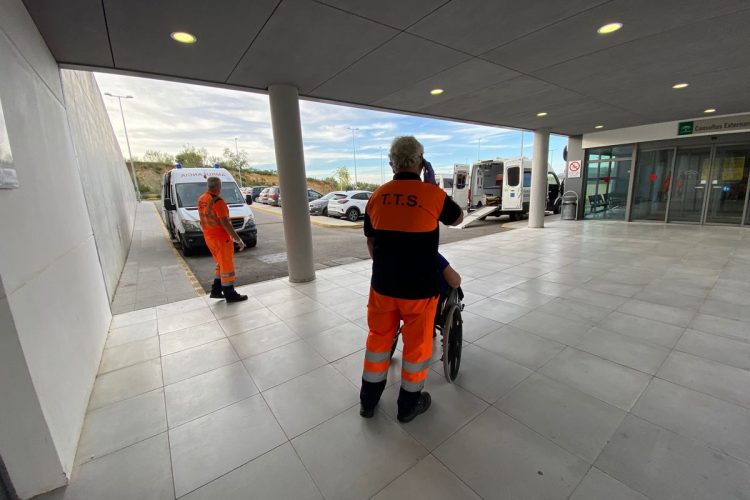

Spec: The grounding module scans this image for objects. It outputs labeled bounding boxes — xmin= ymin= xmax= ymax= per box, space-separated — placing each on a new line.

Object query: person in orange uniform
xmin=198 ymin=176 xmax=248 ymax=303
xmin=360 ymin=136 xmax=464 ymax=423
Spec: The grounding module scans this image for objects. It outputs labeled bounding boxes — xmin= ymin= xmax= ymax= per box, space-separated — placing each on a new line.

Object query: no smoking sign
xmin=567 ymin=160 xmax=582 ymax=178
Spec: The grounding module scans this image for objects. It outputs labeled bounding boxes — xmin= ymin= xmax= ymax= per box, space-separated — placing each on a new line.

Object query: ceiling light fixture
xmin=430 ymin=88 xmax=444 ymax=96
xmin=536 ymin=112 xmax=548 ymax=117
xmin=594 ymin=125 xmax=604 ymax=129
xmin=704 ymin=108 xmax=716 ymax=114
xmin=170 ymin=31 xmax=197 ymax=44
xmin=597 ymin=22 xmax=623 ymax=34
xmin=672 ymin=82 xmax=689 ymax=89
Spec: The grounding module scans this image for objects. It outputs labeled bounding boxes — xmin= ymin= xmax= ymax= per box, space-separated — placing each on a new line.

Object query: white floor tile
xmin=469 ymin=297 xmax=533 ymax=324
xmin=540 ymin=348 xmax=650 ymax=411
xmin=109 ymin=308 xmax=157 ymax=330
xmin=690 ymin=313 xmax=750 ymax=342
xmin=675 ymin=329 xmax=750 ymax=370
xmin=450 ymin=344 xmax=532 ymax=403
xmin=569 ymin=468 xmax=648 ymax=500
xmin=575 ymin=327 xmax=671 ymax=374
xmin=218 ymin=308 xmax=281 ymax=336
xmin=229 ymin=321 xmax=300 ymax=358
xmin=162 ymin=338 xmax=238 ymax=385
xmin=157 ymin=308 xmax=215 ymax=334
xmin=596 ymin=415 xmax=750 ymax=500
xmin=598 ymin=311 xmax=685 ymax=348
xmin=497 ymin=374 xmax=626 ymax=462
xmin=305 ymin=323 xmax=367 ymax=362
xmin=656 ymin=351 xmax=750 ymax=409
xmin=282 ymin=307 xmax=346 ymax=338
xmin=105 ymin=320 xmax=158 ymax=349
xmin=243 ymin=340 xmax=328 ymax=391
xmin=182 ymin=443 xmax=322 ymax=500
xmin=88 ymin=358 xmax=163 ymax=410
xmin=99 ymin=336 xmax=160 ymax=374
xmin=511 ymin=310 xmax=593 ymax=346
xmin=618 ymin=299 xmax=695 ymax=328
xmin=291 ymin=406 xmax=427 ymax=500
xmin=434 ymin=407 xmax=589 ymax=500
xmin=164 ymin=362 xmax=258 ymax=427
xmin=263 ymin=365 xmax=359 ymax=437
xmin=76 ymin=389 xmax=167 ymax=465
xmin=158 ymin=321 xmax=225 ymax=355
xmin=474 ymin=325 xmax=565 ymax=370
xmin=455 ymin=310 xmax=506 ymax=342
xmin=372 ymin=455 xmax=480 ymax=500
xmin=170 ymin=395 xmax=287 ymax=497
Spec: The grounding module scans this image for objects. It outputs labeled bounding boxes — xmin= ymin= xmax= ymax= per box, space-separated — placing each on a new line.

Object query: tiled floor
xmin=111 ymin=202 xmax=199 ymax=314
xmin=40 ymin=219 xmax=750 ymax=499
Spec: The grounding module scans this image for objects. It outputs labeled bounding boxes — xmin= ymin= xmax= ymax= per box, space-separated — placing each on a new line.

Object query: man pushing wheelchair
xmin=359 ymin=136 xmax=464 ymax=423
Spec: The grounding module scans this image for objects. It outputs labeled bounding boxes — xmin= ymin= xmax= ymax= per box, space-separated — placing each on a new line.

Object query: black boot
xmin=397 ymin=391 xmax=431 ymax=423
xmin=223 ymin=285 xmax=248 ymax=303
xmin=209 ymin=279 xmax=224 ymax=299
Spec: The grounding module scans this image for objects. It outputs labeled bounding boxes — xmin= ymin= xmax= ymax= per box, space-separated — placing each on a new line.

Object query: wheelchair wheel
xmin=442 ymin=304 xmax=463 ymax=382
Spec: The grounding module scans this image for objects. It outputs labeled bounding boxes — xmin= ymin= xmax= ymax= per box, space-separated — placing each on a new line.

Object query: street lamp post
xmin=234 ymin=137 xmax=243 ymax=187
xmin=105 ymin=93 xmax=141 ymax=201
xmin=477 ymin=131 xmax=506 ymax=161
xmin=348 ymin=127 xmax=359 ymax=187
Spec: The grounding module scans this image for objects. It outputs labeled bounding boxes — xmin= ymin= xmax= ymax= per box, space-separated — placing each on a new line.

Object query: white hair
xmin=206 ymin=176 xmax=222 ymax=190
xmin=389 ymin=136 xmax=424 ymax=170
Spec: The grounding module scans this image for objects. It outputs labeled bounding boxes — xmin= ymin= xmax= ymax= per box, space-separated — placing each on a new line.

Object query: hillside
xmin=130 ymin=162 xmax=339 ymax=198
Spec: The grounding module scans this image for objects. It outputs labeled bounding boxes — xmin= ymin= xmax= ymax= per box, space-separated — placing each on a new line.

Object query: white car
xmin=327 ymin=190 xmax=372 ymax=221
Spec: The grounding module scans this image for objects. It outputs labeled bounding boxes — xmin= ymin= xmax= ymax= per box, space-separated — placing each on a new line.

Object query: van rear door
xmin=452 ymin=164 xmax=470 ymax=210
xmin=502 ymin=162 xmax=523 ymax=211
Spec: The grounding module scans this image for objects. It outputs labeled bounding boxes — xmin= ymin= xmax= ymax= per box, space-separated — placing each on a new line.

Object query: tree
xmin=222 ymin=147 xmax=249 ymax=174
xmin=334 ymin=166 xmax=351 ymax=190
xmin=175 ymin=144 xmax=207 ymax=167
xmin=142 ymin=149 xmax=174 ymax=164
xmin=208 ymin=155 xmax=223 ymax=167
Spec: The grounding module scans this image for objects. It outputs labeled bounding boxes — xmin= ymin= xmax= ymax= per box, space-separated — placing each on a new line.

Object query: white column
xmin=268 ymin=85 xmax=315 ymax=282
xmin=528 ymin=129 xmax=550 ymax=228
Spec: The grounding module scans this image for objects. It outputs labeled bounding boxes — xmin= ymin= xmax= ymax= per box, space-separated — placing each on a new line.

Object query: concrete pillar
xmin=268 ymin=85 xmax=315 ymax=282
xmin=565 ymin=135 xmax=585 ymax=218
xmin=528 ymin=129 xmax=550 ymax=228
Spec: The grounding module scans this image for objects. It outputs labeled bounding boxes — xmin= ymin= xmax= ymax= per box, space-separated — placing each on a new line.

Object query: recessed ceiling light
xmin=594 ymin=125 xmax=604 ymax=129
xmin=430 ymin=88 xmax=444 ymax=96
xmin=672 ymin=82 xmax=689 ymax=89
xmin=704 ymin=108 xmax=716 ymax=113
xmin=536 ymin=112 xmax=548 ymax=117
xmin=597 ymin=22 xmax=623 ymax=35
xmin=170 ymin=31 xmax=197 ymax=44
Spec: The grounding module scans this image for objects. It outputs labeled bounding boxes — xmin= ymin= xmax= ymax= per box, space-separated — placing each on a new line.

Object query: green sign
xmin=678 ymin=121 xmax=694 ymax=135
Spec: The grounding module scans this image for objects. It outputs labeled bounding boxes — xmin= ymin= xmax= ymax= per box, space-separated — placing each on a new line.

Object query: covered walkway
xmin=43 ymin=220 xmax=750 ymax=500
xmin=111 ymin=203 xmax=200 ymax=314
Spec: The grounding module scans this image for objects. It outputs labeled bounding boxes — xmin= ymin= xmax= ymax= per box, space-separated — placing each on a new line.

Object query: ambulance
xmin=161 ymin=165 xmax=257 ymax=256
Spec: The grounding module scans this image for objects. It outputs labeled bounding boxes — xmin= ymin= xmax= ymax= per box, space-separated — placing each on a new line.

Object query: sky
xmin=95 ymin=72 xmax=569 ymax=184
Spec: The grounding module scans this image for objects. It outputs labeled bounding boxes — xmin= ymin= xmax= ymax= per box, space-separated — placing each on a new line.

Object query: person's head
xmin=389 ymin=136 xmax=424 ymax=175
xmin=206 ymin=176 xmax=222 ymax=194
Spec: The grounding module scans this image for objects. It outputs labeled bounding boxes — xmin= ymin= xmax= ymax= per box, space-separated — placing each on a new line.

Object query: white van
xmin=434 ymin=174 xmax=454 ymax=197
xmin=451 ymin=157 xmax=561 ymax=220
xmin=161 ymin=166 xmax=257 ymax=256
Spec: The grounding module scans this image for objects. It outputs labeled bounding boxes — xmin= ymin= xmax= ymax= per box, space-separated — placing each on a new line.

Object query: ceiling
xmin=23 ymin=0 xmax=750 ymax=135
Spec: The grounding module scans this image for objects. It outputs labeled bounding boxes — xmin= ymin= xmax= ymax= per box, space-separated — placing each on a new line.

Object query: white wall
xmin=61 ymin=70 xmax=137 ymax=300
xmin=582 ymin=112 xmax=750 ymax=148
xmin=0 ymin=0 xmax=135 ymax=497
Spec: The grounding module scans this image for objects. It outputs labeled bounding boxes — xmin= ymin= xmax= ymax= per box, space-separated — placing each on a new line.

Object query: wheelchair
xmin=390 ymin=287 xmax=464 ymax=383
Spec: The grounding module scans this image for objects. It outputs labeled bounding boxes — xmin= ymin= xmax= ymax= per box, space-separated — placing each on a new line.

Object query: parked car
xmin=264 ymin=186 xmax=281 ymax=206
xmin=308 ymin=189 xmax=322 ymax=202
xmin=258 ymin=187 xmax=271 ymax=204
xmin=309 ymin=191 xmax=346 ymax=216
xmin=327 ymin=190 xmax=372 ymax=221
xmin=250 ymin=186 xmax=267 ymax=202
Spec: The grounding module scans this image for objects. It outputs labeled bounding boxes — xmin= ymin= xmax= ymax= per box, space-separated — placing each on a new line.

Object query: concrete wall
xmin=61 ymin=70 xmax=137 ymax=300
xmin=0 ymin=0 xmax=135 ymax=496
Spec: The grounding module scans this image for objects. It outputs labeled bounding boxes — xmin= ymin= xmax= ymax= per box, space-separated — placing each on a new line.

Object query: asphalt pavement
xmin=179 ymin=207 xmax=514 ymax=291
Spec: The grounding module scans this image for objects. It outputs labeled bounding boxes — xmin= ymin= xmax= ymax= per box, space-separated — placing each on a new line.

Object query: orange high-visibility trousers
xmin=206 ymin=237 xmax=236 ymax=286
xmin=363 ymin=288 xmax=438 ymax=393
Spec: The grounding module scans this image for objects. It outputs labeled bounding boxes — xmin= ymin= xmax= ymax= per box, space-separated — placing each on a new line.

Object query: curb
xmin=251 ymin=204 xmax=364 ymax=229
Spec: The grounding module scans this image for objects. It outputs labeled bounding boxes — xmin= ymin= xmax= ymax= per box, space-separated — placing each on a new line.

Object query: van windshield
xmin=175 ymin=182 xmax=244 ymax=208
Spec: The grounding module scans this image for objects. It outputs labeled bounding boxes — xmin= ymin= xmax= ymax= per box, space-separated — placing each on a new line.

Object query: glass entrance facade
xmin=584 ymin=134 xmax=750 ymax=226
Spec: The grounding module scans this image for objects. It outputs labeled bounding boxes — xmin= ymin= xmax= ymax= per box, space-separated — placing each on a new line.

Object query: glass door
xmin=632 ymin=149 xmax=674 ymax=221
xmin=668 ymin=148 xmax=712 ymax=223
xmin=704 ymin=146 xmax=750 ymax=224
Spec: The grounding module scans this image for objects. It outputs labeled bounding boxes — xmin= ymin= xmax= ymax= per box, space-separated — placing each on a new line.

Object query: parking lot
xmin=179 ymin=205 xmax=515 ymax=291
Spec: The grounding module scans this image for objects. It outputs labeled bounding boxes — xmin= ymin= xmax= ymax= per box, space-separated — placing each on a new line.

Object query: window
xmin=455 ymin=172 xmax=467 ymax=189
xmin=547 ymin=173 xmax=559 ymax=186
xmin=583 ymin=146 xmax=633 ymax=220
xmin=523 ymin=171 xmax=532 ymax=188
xmin=175 ymin=182 xmax=244 ymax=208
xmin=351 ymin=193 xmax=368 ymax=200
xmin=506 ymin=166 xmax=520 ymax=186
xmin=442 ymin=178 xmax=454 ymax=189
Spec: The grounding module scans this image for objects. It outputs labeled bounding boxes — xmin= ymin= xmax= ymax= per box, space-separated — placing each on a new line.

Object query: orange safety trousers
xmin=206 ymin=237 xmax=236 ymax=286
xmin=363 ymin=288 xmax=438 ymax=393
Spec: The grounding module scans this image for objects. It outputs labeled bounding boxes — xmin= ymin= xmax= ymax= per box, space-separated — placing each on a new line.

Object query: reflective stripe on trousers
xmin=206 ymin=237 xmax=235 ymax=286
xmin=362 ymin=288 xmax=438 ymax=393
